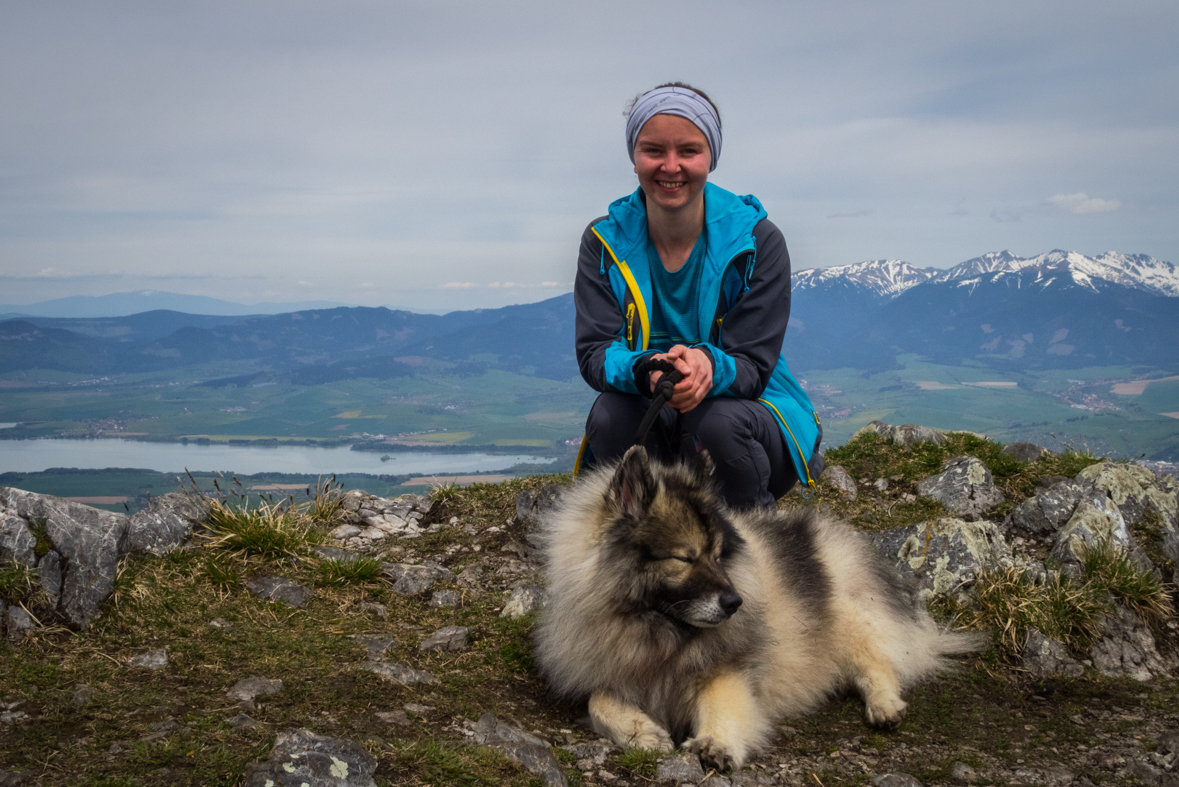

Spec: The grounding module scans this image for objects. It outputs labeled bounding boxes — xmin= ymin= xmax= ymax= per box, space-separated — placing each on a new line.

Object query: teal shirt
xmin=646 ymin=230 xmax=707 ymax=351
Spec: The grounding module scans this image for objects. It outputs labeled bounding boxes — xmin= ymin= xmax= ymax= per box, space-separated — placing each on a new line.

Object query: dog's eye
xmin=671 ymin=555 xmax=693 ymax=564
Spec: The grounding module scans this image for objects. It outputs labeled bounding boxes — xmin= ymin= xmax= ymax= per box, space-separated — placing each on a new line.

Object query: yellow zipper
xmin=592 ymin=227 xmax=649 ymax=350
xmin=626 ymin=303 xmax=636 ymax=347
xmin=758 ymin=397 xmax=818 ymax=492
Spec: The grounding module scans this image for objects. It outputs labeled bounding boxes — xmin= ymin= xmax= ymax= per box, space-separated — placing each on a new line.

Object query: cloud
xmin=541 ymin=281 xmax=560 ymax=287
xmin=443 ymin=282 xmax=476 ymax=289
xmin=989 ymin=207 xmax=1024 ymax=223
xmin=1045 ymin=192 xmax=1121 ymax=214
xmin=825 ymin=210 xmax=871 ymax=219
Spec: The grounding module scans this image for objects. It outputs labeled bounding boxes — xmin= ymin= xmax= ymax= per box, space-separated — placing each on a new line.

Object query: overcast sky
xmin=1 ymin=1 xmax=1176 ymax=311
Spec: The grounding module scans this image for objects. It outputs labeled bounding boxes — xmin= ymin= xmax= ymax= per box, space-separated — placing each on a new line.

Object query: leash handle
xmin=632 ymin=357 xmax=684 ymax=447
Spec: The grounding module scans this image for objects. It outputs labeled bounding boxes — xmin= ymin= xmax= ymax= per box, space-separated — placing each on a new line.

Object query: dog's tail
xmin=935 ymin=628 xmax=990 ymax=656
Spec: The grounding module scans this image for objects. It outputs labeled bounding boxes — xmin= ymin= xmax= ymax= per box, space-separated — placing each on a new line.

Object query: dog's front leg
xmin=588 ymin=691 xmax=673 ymax=752
xmin=683 ymin=671 xmax=768 ymax=771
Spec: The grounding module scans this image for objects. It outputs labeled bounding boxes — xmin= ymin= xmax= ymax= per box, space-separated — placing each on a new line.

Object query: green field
xmin=2 ymin=354 xmax=1178 ymax=463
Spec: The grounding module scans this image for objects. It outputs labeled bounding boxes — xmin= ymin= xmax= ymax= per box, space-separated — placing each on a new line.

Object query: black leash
xmin=632 ymin=357 xmax=684 ymax=447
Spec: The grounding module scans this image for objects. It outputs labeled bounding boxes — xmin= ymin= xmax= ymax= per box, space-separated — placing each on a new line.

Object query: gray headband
xmin=626 ymin=86 xmax=722 ymax=173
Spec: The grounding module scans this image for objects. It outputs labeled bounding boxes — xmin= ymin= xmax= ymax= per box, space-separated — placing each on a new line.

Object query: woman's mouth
xmin=657 ymin=181 xmax=685 ymax=189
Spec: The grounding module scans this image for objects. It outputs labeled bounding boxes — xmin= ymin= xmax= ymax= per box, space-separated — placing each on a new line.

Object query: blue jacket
xmin=574 ymin=182 xmax=824 ymax=490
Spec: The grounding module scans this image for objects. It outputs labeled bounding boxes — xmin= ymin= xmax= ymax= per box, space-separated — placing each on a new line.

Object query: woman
xmin=574 ymin=83 xmax=823 ymax=509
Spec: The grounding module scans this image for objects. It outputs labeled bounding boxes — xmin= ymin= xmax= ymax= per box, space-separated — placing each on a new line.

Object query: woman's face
xmin=633 ymin=114 xmax=711 ymax=215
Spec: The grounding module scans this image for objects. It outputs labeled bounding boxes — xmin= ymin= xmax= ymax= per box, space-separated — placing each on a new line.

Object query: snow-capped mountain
xmin=792 ymin=259 xmax=937 ymax=299
xmin=784 ymin=250 xmax=1179 ymax=372
xmin=930 ymin=250 xmax=1179 ymax=297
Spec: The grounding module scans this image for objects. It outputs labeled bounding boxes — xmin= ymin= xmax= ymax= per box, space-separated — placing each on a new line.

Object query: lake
xmin=0 ymin=438 xmax=553 ymax=476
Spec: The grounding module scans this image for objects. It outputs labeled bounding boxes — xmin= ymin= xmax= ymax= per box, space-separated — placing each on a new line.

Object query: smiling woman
xmin=572 ymin=83 xmax=824 ymax=510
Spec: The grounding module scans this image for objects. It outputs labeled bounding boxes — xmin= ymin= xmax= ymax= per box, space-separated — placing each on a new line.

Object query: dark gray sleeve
xmin=715 ymin=218 xmax=791 ymax=399
xmin=574 ymin=218 xmax=624 ymax=393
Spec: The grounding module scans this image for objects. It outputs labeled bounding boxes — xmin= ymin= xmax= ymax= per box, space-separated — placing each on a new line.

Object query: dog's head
xmin=603 ymin=445 xmax=744 ymax=628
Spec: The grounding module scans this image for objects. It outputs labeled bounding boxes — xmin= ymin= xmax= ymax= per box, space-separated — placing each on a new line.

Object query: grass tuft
xmin=28 ymin=517 xmax=53 ymax=558
xmin=203 ymin=555 xmax=239 ymax=588
xmin=0 ymin=560 xmax=38 ymax=604
xmin=613 ymin=747 xmax=661 ymax=776
xmin=314 ymin=556 xmax=383 ymax=586
xmin=200 ymin=496 xmax=326 ymax=559
xmin=1079 ymin=539 xmax=1173 ymax=623
xmin=306 ymin=474 xmax=345 ymax=525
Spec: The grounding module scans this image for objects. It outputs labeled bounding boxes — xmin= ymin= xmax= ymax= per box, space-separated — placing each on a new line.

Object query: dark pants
xmin=585 ymin=392 xmax=798 ymax=509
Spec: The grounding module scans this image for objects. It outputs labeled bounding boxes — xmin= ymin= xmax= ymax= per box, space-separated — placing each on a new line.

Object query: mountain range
xmin=0 ymin=290 xmax=348 ymax=319
xmin=1 ymin=250 xmax=1176 ymax=382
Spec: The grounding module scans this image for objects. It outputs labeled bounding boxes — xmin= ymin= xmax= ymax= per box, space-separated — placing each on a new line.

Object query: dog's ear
xmin=611 ymin=445 xmax=656 ymax=519
xmin=690 ymin=449 xmax=715 ymax=483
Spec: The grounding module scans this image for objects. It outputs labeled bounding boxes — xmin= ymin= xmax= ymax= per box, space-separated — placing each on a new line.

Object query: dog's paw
xmin=628 ymin=722 xmax=673 ymax=753
xmin=684 ymin=735 xmax=737 ymax=772
xmin=865 ymin=694 xmax=908 ymax=729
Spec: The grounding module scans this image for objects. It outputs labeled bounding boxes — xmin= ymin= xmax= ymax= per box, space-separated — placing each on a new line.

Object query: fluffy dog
xmin=534 ymin=446 xmax=982 ymax=770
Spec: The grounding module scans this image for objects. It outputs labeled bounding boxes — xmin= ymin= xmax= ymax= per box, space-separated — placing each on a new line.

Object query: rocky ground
xmin=0 ymin=422 xmax=1178 ymax=786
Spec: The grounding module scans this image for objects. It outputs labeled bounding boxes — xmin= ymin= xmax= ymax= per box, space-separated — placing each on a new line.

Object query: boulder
xmin=1079 ymin=461 xmax=1177 ymax=529
xmin=1022 ymin=628 xmax=1084 ymax=678
xmin=1010 ymin=479 xmax=1088 ymax=536
xmin=515 ymin=485 xmax=566 ymax=528
xmin=37 ymin=551 xmax=62 ymax=608
xmin=471 ymin=712 xmax=567 ymax=787
xmin=1090 ymin=605 xmax=1176 ymax=681
xmin=854 ymin=421 xmax=947 ymax=449
xmin=916 ymin=457 xmax=1004 ymax=520
xmin=1 ymin=487 xmax=129 ymax=629
xmin=1048 ymin=495 xmax=1151 ymax=574
xmin=227 ymin=676 xmax=283 ymax=705
xmin=124 ymin=492 xmax=209 ymax=555
xmin=1000 ymin=442 xmax=1053 ymax=462
xmin=242 ymin=728 xmax=378 ymax=787
xmin=873 ymin=518 xmax=1010 ymax=600
xmin=820 ymin=465 xmax=857 ymax=500
xmin=0 ymin=512 xmax=36 ymax=566
xmin=5 ymin=605 xmax=33 ymax=641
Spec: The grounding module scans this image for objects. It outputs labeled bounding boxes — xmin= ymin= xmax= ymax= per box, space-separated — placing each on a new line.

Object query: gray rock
xmin=0 ymin=770 xmax=29 ymax=786
xmin=37 ymin=550 xmax=62 ymax=607
xmin=381 ymin=562 xmax=455 ymax=595
xmin=245 ymin=576 xmax=313 ymax=608
xmin=403 ymin=702 xmax=434 ymax=714
xmin=949 ymin=761 xmax=978 ymax=783
xmin=1022 ymin=628 xmax=1084 ymax=678
xmin=1090 ymin=605 xmax=1175 ymax=681
xmin=226 ymin=714 xmax=261 ymax=731
xmin=916 ymin=456 xmax=1004 ymax=520
xmin=1124 ymin=760 xmax=1162 ymax=786
xmin=820 ymin=465 xmax=858 ymax=500
xmin=1042 ymin=767 xmax=1076 ymax=786
xmin=1049 ymin=494 xmax=1147 ymax=574
xmin=350 ymin=635 xmax=396 ymax=661
xmin=729 ymin=774 xmax=776 ymax=787
xmin=0 ymin=513 xmax=36 ymax=566
xmin=128 ymin=649 xmax=168 ymax=669
xmin=71 ymin=685 xmax=91 ymax=708
xmin=1158 ymin=729 xmax=1179 ymax=756
xmin=1 ymin=487 xmax=129 ymax=629
xmin=241 ymin=727 xmax=378 ymax=787
xmin=310 ymin=545 xmax=366 ymax=562
xmin=360 ymin=661 xmax=438 ymax=686
xmin=1001 ymin=442 xmax=1052 ymax=462
xmin=871 ymin=776 xmax=924 ymax=787
xmin=700 ymin=776 xmax=733 ymax=787
xmin=375 ymin=710 xmax=410 ymax=725
xmin=5 ymin=606 xmax=33 ymax=640
xmin=873 ymin=517 xmax=1010 ymax=600
xmin=358 ymin=601 xmax=388 ymax=620
xmin=420 ymin=625 xmax=468 ymax=652
xmin=227 ymin=676 xmax=283 ymax=704
xmin=656 ymin=753 xmax=706 ymax=784
xmin=472 ymin=713 xmax=567 ymax=787
xmin=1080 ymin=461 xmax=1177 ymax=529
xmin=560 ymin=739 xmax=618 ymax=767
xmin=854 ymin=421 xmax=947 ymax=449
xmin=1010 ymin=480 xmax=1087 ymax=535
xmin=329 ymin=524 xmax=363 ymax=540
xmin=429 ymin=589 xmax=462 ymax=607
xmin=501 ymin=582 xmax=544 ymax=619
xmin=124 ymin=492 xmax=209 ymax=555
xmin=209 ymin=618 xmax=233 ymax=630
xmin=515 ymin=485 xmax=566 ymax=528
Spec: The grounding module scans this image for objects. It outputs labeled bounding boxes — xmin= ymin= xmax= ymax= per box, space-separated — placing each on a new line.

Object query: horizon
xmin=2 ymin=1 xmax=1177 ymax=311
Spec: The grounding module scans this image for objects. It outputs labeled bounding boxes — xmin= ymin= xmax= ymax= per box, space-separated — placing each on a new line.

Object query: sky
xmin=1 ymin=1 xmax=1176 ymax=312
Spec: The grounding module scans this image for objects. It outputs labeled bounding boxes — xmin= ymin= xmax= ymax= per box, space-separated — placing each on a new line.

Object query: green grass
xmin=200 ymin=496 xmax=328 ymax=558
xmin=1079 ymin=539 xmax=1174 ymax=623
xmin=0 ymin=560 xmax=38 ymax=604
xmin=314 ymin=556 xmax=383 ymax=586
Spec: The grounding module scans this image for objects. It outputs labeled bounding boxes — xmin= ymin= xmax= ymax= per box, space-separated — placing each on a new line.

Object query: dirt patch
xmin=1112 ymin=375 xmax=1179 ymax=395
xmin=914 ymin=381 xmax=959 ymax=390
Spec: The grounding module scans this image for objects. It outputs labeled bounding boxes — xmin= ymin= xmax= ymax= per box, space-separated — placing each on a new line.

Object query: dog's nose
xmin=719 ymin=590 xmax=743 ymax=616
